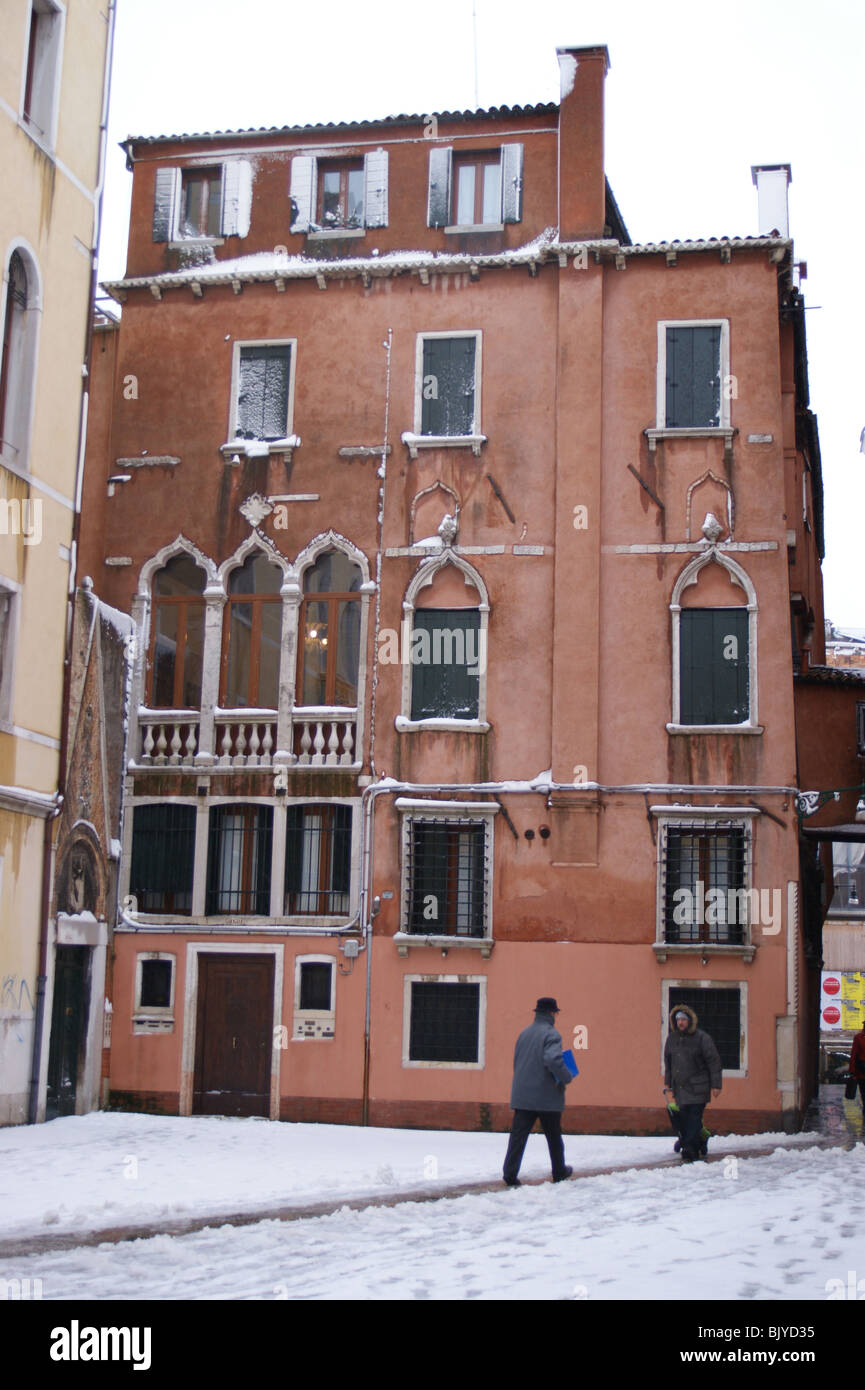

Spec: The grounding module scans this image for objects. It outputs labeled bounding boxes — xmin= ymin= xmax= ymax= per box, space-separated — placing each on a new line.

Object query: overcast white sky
xmin=99 ymin=0 xmax=864 ymax=626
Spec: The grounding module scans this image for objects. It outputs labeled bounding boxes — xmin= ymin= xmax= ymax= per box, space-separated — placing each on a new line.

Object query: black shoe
xmin=681 ymin=1152 xmax=696 ymax=1164
xmin=552 ymin=1165 xmax=573 ymax=1182
xmin=503 ymin=1177 xmax=521 ymax=1187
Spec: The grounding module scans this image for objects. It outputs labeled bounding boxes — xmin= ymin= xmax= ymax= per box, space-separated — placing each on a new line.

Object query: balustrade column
xmin=195 ymin=589 xmax=225 ymax=765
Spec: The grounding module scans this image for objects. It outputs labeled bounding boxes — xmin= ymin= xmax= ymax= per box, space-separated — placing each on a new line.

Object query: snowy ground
xmin=1 ymin=1113 xmax=864 ymax=1301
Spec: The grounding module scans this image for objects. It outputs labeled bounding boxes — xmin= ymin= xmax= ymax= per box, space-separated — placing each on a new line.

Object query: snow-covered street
xmin=1 ymin=1113 xmax=863 ymax=1301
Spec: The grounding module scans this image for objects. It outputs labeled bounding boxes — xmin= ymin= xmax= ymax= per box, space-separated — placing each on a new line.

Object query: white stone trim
xmin=398 ymin=801 xmax=496 ymax=946
xmin=411 ymin=329 xmax=482 ymax=441
xmin=654 ymin=811 xmax=756 ymax=964
xmin=402 ymin=973 xmax=487 ymax=1069
xmin=227 ymin=337 xmax=297 ymax=447
xmin=669 ymin=549 xmax=758 ymax=731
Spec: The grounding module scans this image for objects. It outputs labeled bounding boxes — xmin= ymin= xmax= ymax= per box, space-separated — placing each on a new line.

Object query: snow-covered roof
xmin=121 ymin=103 xmax=559 ymax=151
xmin=103 ymin=232 xmax=790 ymax=301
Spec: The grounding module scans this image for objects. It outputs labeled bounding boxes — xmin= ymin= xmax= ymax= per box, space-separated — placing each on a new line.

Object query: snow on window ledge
xmin=666 ymin=723 xmax=763 ymax=736
xmin=444 ymin=223 xmax=505 ymax=235
xmin=395 ymin=716 xmax=490 ymax=734
xmin=220 ymin=436 xmax=301 ymax=463
xmin=401 ymin=432 xmax=486 ymax=459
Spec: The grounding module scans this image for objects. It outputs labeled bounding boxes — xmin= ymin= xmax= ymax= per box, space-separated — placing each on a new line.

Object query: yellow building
xmin=0 ymin=0 xmax=115 ymax=1123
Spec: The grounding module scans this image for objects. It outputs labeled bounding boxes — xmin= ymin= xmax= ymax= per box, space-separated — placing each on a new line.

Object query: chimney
xmin=751 ymin=163 xmax=792 ymax=238
xmin=557 ymin=45 xmax=609 ymax=242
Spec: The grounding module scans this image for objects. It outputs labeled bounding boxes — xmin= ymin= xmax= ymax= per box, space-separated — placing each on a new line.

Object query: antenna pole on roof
xmin=472 ymin=0 xmax=479 ymax=108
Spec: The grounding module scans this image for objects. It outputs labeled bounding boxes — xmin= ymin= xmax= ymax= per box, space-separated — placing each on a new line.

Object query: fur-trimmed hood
xmin=669 ymin=1004 xmax=698 ymax=1035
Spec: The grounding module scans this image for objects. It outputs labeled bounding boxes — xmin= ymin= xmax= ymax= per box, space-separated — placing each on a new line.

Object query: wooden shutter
xmin=237 ymin=345 xmax=291 ymax=439
xmin=665 ymin=325 xmax=722 ymax=428
xmin=680 ymin=609 xmax=748 ymax=724
xmin=152 ymin=167 xmax=179 ymax=242
xmin=421 ymin=337 xmax=476 ymax=437
xmin=410 ymin=609 xmax=481 ymax=719
xmin=500 ymin=143 xmax=523 ymax=223
xmin=289 ymin=155 xmax=316 ymax=233
xmin=364 ymin=148 xmax=389 ymax=228
xmin=222 ymin=160 xmax=252 ymax=238
xmin=427 ymin=146 xmax=453 ymax=228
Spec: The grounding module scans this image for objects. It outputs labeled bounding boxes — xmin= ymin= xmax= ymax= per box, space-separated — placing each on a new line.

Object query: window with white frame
xmin=21 ymin=0 xmax=64 ymax=147
xmin=665 ymin=984 xmax=744 ymax=1073
xmin=669 ymin=553 xmax=758 ymax=734
xmin=427 ymin=144 xmax=523 ymax=229
xmin=404 ymin=976 xmax=486 ymax=1066
xmin=134 ymin=954 xmax=176 ymax=1016
xmin=656 ymin=813 xmax=755 ymax=947
xmin=657 ymin=320 xmax=730 ymax=430
xmin=0 ymin=581 xmax=19 ymax=723
xmin=152 ymin=161 xmax=252 ymax=243
xmin=400 ymin=802 xmax=496 ymax=940
xmin=414 ymin=332 xmax=481 ymax=440
xmin=229 ymin=341 xmax=296 ymax=447
xmin=289 ymin=150 xmax=388 ymax=235
xmin=292 ymin=955 xmax=335 ymax=1039
xmin=1 ymin=249 xmax=39 ymax=469
xmin=206 ymin=804 xmax=273 ymax=916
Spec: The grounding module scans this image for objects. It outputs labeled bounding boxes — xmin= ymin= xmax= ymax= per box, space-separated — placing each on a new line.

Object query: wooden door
xmin=192 ymin=954 xmax=274 ymax=1117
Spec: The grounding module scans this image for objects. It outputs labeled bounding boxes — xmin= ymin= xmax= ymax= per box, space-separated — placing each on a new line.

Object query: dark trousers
xmin=503 ymin=1109 xmax=566 ymax=1182
xmin=678 ymin=1103 xmax=707 ymax=1159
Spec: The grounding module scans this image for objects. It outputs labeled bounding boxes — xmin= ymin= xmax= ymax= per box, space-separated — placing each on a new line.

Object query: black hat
xmin=535 ymin=997 xmax=560 ymax=1013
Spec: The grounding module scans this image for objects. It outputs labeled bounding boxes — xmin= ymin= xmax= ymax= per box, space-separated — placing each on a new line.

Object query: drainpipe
xmin=28 ymin=0 xmax=118 ymax=1125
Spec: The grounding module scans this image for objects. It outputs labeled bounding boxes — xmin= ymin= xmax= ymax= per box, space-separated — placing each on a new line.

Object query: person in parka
xmin=502 ymin=997 xmax=574 ymax=1187
xmin=664 ymin=1004 xmax=722 ymax=1163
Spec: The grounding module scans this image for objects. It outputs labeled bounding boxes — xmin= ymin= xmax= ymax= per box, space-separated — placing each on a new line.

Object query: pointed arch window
xmin=220 ymin=553 xmax=283 ymax=709
xmin=297 ymin=550 xmax=362 ymax=707
xmin=668 ymin=553 xmax=761 ymax=734
xmin=148 ymin=555 xmax=206 ymax=708
xmin=0 ymin=252 xmax=30 ymax=462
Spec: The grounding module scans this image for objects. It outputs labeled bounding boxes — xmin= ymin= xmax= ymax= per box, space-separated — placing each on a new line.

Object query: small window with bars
xmin=408 ymin=980 xmax=482 ymax=1064
xmin=135 ymin=956 xmax=175 ymax=1014
xmin=206 ymin=804 xmax=273 ymax=916
xmin=668 ymin=986 xmax=742 ymax=1071
xmin=284 ymin=805 xmax=351 ymax=916
xmin=404 ymin=816 xmax=490 ymax=938
xmin=130 ymin=803 xmax=196 ymax=915
xmin=661 ymin=821 xmax=748 ymax=944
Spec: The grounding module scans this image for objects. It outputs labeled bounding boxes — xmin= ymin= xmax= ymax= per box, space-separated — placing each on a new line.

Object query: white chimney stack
xmin=751 ymin=164 xmax=792 ymax=238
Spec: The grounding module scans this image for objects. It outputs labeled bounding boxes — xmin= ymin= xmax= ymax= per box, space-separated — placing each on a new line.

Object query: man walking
xmin=664 ymin=1004 xmax=722 ymax=1163
xmin=503 ymin=997 xmax=574 ymax=1187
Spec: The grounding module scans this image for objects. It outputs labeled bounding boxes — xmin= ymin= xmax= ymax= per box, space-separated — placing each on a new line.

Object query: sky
xmin=98 ymin=0 xmax=865 ymax=625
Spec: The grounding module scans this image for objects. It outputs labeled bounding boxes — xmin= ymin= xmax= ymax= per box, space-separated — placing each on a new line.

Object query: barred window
xmin=206 ymin=804 xmax=273 ymax=915
xmin=406 ymin=818 xmax=488 ymax=937
xmin=408 ymin=981 xmax=480 ymax=1063
xmin=662 ymin=822 xmax=748 ymax=944
xmin=139 ymin=958 xmax=173 ymax=1010
xmin=130 ymin=803 xmax=196 ymax=915
xmin=669 ymin=987 xmax=741 ymax=1071
xmin=284 ymin=805 xmax=351 ymax=915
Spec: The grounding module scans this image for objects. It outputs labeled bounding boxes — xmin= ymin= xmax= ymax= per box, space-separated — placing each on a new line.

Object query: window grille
xmin=662 ymin=822 xmax=748 ymax=944
xmin=408 ymin=981 xmax=480 ymax=1063
xmin=130 ymin=804 xmax=196 ymax=914
xmin=406 ymin=818 xmax=489 ymax=937
xmin=206 ymin=804 xmax=273 ymax=915
xmin=285 ymin=805 xmax=351 ymax=915
xmin=669 ymin=987 xmax=741 ymax=1070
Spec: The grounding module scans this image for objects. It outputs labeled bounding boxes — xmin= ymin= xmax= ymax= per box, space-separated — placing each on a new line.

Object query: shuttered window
xmin=668 ymin=987 xmax=741 ymax=1071
xmin=130 ymin=804 xmax=196 ymax=915
xmin=665 ymin=325 xmax=722 ymax=428
xmin=662 ymin=822 xmax=748 ymax=944
xmin=410 ymin=609 xmax=481 ymax=720
xmin=427 ymin=144 xmax=523 ymax=227
xmin=409 ymin=982 xmax=481 ymax=1062
xmin=153 ymin=161 xmax=251 ymax=241
xmin=284 ymin=804 xmax=351 ymax=915
xmin=289 ymin=150 xmax=388 ymax=233
xmin=680 ymin=608 xmax=749 ymax=725
xmin=420 ymin=336 xmax=477 ymax=437
xmin=236 ymin=345 xmax=291 ymax=441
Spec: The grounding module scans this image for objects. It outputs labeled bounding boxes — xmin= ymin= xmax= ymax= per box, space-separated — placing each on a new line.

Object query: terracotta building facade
xmin=82 ymin=46 xmax=829 ymax=1133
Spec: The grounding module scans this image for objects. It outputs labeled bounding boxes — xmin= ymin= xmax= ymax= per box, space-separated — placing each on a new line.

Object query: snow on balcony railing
xmin=139 ymin=713 xmax=199 ymax=766
xmin=291 ymin=708 xmax=358 ymax=768
xmin=214 ymin=711 xmax=278 ymax=767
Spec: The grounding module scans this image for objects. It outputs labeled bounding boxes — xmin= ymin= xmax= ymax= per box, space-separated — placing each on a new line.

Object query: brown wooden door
xmin=193 ymin=954 xmax=274 ymax=1117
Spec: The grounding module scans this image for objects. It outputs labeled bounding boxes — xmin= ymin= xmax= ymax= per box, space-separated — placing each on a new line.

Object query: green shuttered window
xmin=680 ymin=608 xmax=749 ymax=725
xmin=665 ymin=325 xmax=722 ymax=428
xmin=421 ymin=337 xmax=476 ymax=437
xmin=410 ymin=609 xmax=481 ymax=720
